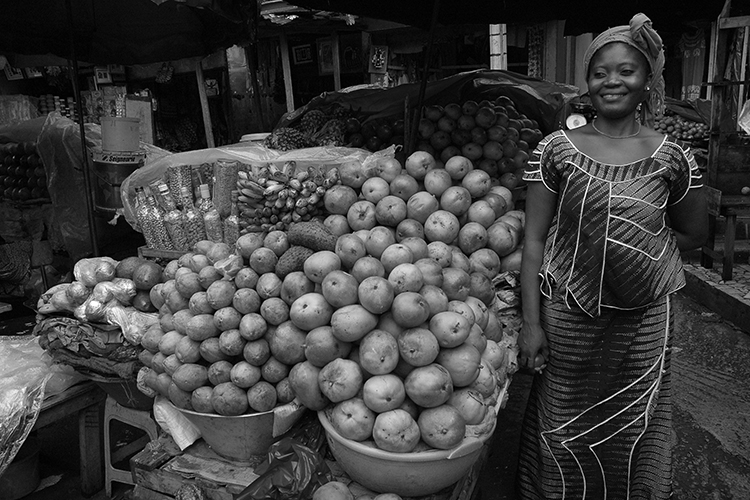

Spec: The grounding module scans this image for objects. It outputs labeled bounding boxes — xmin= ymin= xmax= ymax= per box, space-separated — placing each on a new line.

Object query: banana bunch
xmin=236 ymin=162 xmax=340 ymax=233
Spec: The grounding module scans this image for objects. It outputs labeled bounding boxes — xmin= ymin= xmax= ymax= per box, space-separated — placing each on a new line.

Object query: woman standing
xmin=516 ymin=13 xmax=708 ymax=500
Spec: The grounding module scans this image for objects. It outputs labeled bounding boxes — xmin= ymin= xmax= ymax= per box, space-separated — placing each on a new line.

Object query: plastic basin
xmin=318 ymin=410 xmax=496 ymax=497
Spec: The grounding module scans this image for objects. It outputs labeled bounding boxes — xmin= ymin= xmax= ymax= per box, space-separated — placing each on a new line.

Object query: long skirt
xmin=516 ymin=292 xmax=673 ymax=500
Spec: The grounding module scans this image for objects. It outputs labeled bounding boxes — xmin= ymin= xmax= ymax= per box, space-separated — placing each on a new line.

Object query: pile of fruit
xmin=412 ymin=97 xmax=543 ymax=190
xmin=654 ymin=112 xmax=709 ymax=142
xmin=342 ymin=116 xmax=405 ymax=153
xmin=136 ymin=148 xmax=522 ymax=460
xmin=0 ymin=141 xmax=49 ymax=202
xmin=236 ymin=162 xmax=338 ymax=234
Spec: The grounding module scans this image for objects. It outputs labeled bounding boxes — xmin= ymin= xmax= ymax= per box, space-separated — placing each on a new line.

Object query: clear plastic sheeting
xmin=29 ymin=112 xmax=170 ymax=260
xmin=0 ymin=335 xmax=85 ymax=476
xmin=120 ymin=143 xmax=391 ymax=232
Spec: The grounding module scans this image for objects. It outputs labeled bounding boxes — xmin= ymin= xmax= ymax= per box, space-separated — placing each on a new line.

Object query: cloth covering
xmin=582 ymin=13 xmax=666 ymax=127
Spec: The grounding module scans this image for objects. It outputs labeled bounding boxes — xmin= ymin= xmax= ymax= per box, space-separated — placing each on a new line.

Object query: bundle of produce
xmin=0 ymin=141 xmax=49 ymax=202
xmin=33 ymin=256 xmax=165 ymax=379
xmin=264 ymin=104 xmax=355 ymax=151
xmin=235 ymin=161 xmax=339 ymax=234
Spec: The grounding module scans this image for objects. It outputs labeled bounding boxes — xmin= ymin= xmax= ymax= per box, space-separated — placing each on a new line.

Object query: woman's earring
xmin=646 ymin=86 xmax=651 ymax=92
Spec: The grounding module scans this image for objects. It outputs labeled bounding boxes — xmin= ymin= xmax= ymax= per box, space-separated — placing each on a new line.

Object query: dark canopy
xmin=0 ymin=0 xmax=254 ymax=66
xmin=287 ymin=0 xmax=726 ymax=35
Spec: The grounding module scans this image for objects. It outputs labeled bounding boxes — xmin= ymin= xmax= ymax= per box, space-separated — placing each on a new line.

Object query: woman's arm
xmin=667 ymin=187 xmax=708 ymax=251
xmin=518 ymin=182 xmax=557 ymax=370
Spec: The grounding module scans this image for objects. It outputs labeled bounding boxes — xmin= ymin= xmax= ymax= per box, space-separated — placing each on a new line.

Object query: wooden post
xmin=195 ymin=61 xmax=215 ymax=148
xmin=244 ymin=44 xmax=268 ymax=131
xmin=489 ymin=24 xmax=507 ymax=70
xmin=332 ymin=32 xmax=342 ymax=91
xmin=279 ymin=32 xmax=295 ymax=113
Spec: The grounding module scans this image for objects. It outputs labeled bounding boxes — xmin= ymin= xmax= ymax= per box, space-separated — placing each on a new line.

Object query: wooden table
xmin=33 ymin=381 xmax=107 ymax=496
xmin=700 ymin=191 xmax=750 ymax=281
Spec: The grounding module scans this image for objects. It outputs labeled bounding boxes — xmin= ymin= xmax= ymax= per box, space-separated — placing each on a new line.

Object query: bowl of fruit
xmin=316 ymin=380 xmax=507 ymax=497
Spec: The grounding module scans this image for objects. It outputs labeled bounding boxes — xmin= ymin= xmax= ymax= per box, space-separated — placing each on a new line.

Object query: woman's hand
xmin=518 ymin=322 xmax=549 ymax=374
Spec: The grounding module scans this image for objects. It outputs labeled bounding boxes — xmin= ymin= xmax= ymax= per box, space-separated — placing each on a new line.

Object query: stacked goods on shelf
xmin=0 ymin=141 xmax=49 ymax=202
xmin=34 ymin=256 xmax=165 ymax=381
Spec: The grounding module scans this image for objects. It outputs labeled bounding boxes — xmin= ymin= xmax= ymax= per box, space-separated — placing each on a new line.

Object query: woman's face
xmin=587 ymin=42 xmax=650 ymax=120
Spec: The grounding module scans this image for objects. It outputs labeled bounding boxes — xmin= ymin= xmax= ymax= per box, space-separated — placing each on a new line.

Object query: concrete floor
xmin=9 ymin=285 xmax=750 ymax=500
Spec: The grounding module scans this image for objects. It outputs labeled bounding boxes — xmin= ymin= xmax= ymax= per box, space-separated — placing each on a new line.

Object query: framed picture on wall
xmin=24 ymin=67 xmax=43 ymax=78
xmin=368 ymin=45 xmax=389 ymax=74
xmin=292 ymin=45 xmax=313 ymax=65
xmin=4 ymin=65 xmax=24 ymax=81
xmin=317 ymin=39 xmax=334 ymax=75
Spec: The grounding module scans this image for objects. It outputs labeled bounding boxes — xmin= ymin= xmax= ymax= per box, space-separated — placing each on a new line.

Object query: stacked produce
xmin=235 ymin=162 xmax=338 ymax=234
xmin=0 ymin=141 xmax=49 ymax=202
xmin=136 ymin=148 xmax=521 ymax=462
xmin=34 ymin=256 xmax=164 ymax=379
xmin=411 ymin=97 xmax=543 ymax=192
xmin=654 ymin=112 xmax=709 ymax=143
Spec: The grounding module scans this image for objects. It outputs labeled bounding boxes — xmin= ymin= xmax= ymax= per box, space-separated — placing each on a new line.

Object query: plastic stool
xmin=104 ymin=396 xmax=159 ymax=497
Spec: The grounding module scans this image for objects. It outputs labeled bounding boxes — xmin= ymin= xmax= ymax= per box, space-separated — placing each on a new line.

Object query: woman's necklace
xmin=591 ymin=119 xmax=641 ymax=139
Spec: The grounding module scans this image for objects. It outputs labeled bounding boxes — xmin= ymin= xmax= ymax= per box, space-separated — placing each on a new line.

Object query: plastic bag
xmin=214 ymin=252 xmax=244 ymax=280
xmin=120 ymin=143 xmax=385 ymax=232
xmin=0 ymin=335 xmax=84 ymax=477
xmin=34 ymin=113 xmax=170 ymax=260
xmin=105 ymin=304 xmax=159 ymax=345
xmin=73 ymin=256 xmax=118 ymax=287
xmin=235 ymin=438 xmax=331 ymax=500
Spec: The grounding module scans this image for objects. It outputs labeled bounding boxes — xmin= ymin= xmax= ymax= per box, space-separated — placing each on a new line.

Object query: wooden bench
xmin=33 ymin=381 xmax=107 ymax=496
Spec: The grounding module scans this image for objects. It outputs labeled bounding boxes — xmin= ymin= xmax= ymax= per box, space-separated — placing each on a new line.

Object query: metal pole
xmin=66 ymin=0 xmax=99 ymax=256
xmin=407 ymin=0 xmax=441 ymax=156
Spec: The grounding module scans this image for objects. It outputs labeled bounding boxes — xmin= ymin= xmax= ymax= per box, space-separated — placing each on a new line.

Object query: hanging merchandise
xmin=678 ymin=30 xmax=706 ymax=100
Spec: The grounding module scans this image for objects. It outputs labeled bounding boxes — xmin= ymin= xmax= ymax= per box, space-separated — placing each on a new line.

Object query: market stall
xmin=2 ymin=71 xmax=564 ymax=499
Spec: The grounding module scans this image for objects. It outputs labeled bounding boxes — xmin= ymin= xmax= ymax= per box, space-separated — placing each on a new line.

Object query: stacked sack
xmin=34 ymin=256 xmax=163 ymax=379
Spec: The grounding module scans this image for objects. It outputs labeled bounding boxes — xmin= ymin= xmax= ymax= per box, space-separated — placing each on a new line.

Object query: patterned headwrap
xmin=582 ymin=13 xmax=665 ymax=127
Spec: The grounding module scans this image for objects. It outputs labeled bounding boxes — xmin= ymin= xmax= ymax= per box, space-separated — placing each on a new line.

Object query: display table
xmin=33 ymin=381 xmax=107 ymax=496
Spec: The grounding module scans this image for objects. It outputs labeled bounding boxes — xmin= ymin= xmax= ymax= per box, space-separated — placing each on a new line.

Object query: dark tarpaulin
xmin=0 ymin=0 xmax=254 ymax=66
xmin=286 ymin=0 xmax=726 ymax=35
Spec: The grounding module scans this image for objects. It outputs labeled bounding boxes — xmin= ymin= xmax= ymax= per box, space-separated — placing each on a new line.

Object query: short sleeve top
xmin=522 ymin=130 xmax=703 ymax=317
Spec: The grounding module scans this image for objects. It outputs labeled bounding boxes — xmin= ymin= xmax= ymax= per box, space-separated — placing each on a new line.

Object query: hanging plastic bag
xmin=235 ymin=412 xmax=331 ymax=500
